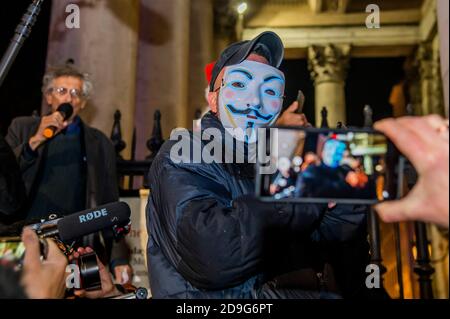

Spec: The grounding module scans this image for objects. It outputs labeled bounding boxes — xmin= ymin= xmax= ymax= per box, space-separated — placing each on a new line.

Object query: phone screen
xmin=256 ymin=127 xmax=398 ymax=204
xmin=0 ymin=238 xmax=25 ymax=263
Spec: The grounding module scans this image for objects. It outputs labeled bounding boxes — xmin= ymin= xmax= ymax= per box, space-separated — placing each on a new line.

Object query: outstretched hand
xmin=374 ymin=115 xmax=449 ymax=228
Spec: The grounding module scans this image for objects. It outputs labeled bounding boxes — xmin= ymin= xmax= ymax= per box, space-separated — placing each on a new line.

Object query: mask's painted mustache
xmin=226 ymin=104 xmax=273 ymax=122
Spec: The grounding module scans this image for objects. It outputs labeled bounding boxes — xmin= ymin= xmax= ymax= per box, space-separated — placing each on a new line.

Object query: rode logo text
xmin=79 ymin=208 xmax=108 ymax=223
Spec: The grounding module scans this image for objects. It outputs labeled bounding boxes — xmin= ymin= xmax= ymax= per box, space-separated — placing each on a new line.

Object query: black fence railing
xmin=113 ymin=110 xmax=164 ymax=196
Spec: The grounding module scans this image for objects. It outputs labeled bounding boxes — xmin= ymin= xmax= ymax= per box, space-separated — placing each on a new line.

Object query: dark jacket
xmin=0 ymin=133 xmax=26 ymax=220
xmin=146 ymin=112 xmax=369 ymax=299
xmin=5 ymin=116 xmax=129 ymax=265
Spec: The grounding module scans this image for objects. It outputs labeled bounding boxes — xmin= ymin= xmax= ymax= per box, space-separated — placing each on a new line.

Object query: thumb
xmin=286 ymin=101 xmax=299 ymax=113
xmin=374 ymin=198 xmax=415 ymax=224
xmin=22 ymin=227 xmax=42 ymax=272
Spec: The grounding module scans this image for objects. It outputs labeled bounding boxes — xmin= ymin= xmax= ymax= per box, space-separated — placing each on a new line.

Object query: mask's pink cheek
xmin=271 ymin=101 xmax=281 ymax=110
xmin=224 ymin=90 xmax=235 ymax=99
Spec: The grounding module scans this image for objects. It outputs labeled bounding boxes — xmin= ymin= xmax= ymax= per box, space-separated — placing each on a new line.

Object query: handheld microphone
xmin=43 ymin=103 xmax=74 ymax=139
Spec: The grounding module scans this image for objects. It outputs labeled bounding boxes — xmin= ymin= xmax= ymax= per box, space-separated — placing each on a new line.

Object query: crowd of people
xmin=0 ymin=31 xmax=448 ymax=299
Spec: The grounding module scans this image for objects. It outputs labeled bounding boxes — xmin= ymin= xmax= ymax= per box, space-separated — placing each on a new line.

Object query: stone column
xmin=403 ymin=55 xmax=422 ymax=116
xmin=45 ymin=0 xmax=140 ymax=159
xmin=416 ymin=42 xmax=445 ymax=116
xmin=134 ymin=0 xmax=191 ymax=160
xmin=416 ymin=44 xmax=434 ymax=116
xmin=308 ymin=44 xmax=350 ymax=127
xmin=431 ymin=35 xmax=445 ymax=116
xmin=428 ymin=224 xmax=449 ymax=299
xmin=188 ymin=0 xmax=214 ymax=124
xmin=437 ymin=0 xmax=449 ymax=116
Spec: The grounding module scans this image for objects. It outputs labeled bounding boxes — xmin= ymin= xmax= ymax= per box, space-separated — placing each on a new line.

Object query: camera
xmin=0 ymin=216 xmax=102 ymax=291
xmin=0 ymin=202 xmax=132 ymax=292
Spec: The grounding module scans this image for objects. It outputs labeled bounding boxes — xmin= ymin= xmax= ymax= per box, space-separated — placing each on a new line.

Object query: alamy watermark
xmin=63 ymin=3 xmax=381 ymax=31
xmin=65 ymin=4 xmax=80 ymax=29
xmin=169 ymin=124 xmax=278 ymax=174
xmin=365 ymin=264 xmax=381 ymax=289
xmin=366 ymin=4 xmax=381 ymax=29
xmin=66 ymin=264 xmax=81 ymax=289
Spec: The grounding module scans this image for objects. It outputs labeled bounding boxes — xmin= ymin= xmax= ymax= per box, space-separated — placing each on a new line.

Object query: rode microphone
xmin=55 ymin=202 xmax=131 ymax=244
xmin=43 ymin=103 xmax=74 ymax=139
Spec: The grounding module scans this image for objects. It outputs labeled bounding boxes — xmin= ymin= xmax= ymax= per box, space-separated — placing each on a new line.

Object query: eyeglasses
xmin=48 ymin=87 xmax=84 ymax=99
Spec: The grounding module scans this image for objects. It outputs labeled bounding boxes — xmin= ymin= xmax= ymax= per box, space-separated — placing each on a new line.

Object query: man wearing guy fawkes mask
xmin=146 ymin=32 xmax=375 ymax=299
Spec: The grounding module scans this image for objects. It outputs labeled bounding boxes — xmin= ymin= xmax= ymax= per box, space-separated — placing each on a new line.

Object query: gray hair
xmin=42 ymin=64 xmax=94 ymax=99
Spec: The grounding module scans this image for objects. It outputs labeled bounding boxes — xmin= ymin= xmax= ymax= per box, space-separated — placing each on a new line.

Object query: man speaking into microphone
xmin=5 ymin=63 xmax=132 ymax=285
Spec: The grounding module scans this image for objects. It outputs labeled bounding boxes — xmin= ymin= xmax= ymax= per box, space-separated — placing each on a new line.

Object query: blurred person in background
xmin=5 ymin=63 xmax=132 ymax=284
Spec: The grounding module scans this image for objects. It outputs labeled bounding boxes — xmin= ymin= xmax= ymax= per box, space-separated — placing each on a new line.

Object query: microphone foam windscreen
xmin=57 ymin=202 xmax=131 ymax=243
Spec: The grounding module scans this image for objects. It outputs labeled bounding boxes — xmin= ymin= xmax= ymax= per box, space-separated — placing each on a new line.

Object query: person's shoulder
xmin=7 ymin=116 xmax=40 ymax=140
xmin=151 ymin=138 xmax=186 ymax=169
xmin=9 ymin=116 xmax=40 ymax=129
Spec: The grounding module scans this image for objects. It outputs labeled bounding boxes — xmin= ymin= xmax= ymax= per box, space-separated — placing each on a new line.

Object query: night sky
xmin=0 ymin=0 xmax=52 ymax=135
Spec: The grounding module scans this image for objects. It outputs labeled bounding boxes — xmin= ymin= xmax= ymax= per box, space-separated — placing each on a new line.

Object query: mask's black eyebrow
xmin=264 ymin=75 xmax=283 ymax=82
xmin=229 ymin=69 xmax=253 ymax=80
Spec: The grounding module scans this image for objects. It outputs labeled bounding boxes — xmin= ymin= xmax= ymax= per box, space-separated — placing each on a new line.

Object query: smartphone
xmin=0 ymin=235 xmax=49 ymax=268
xmin=296 ymin=90 xmax=305 ymax=114
xmin=256 ymin=127 xmax=399 ymax=204
xmin=0 ymin=237 xmax=25 ymax=265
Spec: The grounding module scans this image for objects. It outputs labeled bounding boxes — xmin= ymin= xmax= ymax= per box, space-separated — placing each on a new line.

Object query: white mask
xmin=217 ymin=60 xmax=285 ymax=143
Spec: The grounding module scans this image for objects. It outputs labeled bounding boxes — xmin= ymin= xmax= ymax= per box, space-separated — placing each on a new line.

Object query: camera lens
xmin=78 ymin=252 xmax=101 ymax=291
xmin=135 ymin=287 xmax=148 ymax=300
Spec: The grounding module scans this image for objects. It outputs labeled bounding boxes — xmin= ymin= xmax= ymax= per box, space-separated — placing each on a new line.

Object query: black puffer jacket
xmin=146 ymin=112 xmax=369 ymax=299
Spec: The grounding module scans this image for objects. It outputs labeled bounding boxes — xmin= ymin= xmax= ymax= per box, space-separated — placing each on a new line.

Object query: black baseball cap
xmin=209 ymin=31 xmax=284 ymax=92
